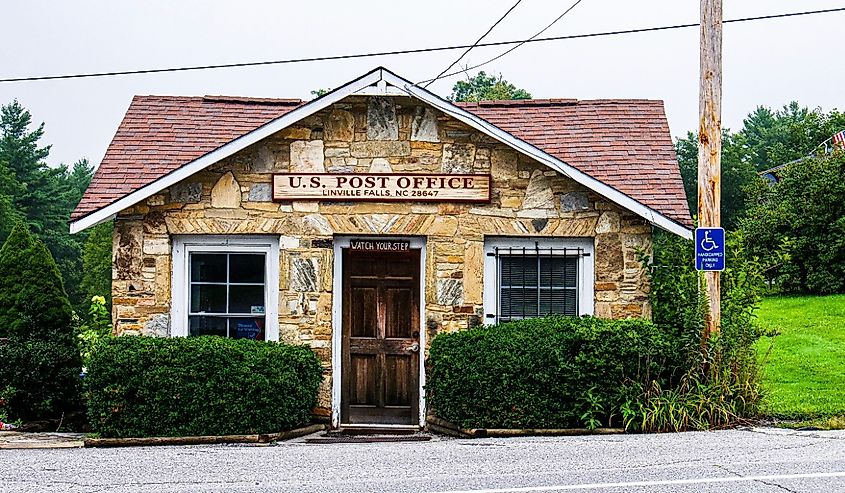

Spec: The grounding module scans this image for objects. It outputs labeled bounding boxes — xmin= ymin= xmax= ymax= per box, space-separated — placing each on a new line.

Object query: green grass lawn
xmin=756 ymin=294 xmax=845 ymax=419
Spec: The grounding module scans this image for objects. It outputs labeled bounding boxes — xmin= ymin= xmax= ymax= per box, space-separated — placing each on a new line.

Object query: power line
xmin=1 ymin=6 xmax=843 ymax=84
xmin=422 ymin=0 xmax=523 ymax=88
xmin=419 ymin=0 xmax=583 ymax=86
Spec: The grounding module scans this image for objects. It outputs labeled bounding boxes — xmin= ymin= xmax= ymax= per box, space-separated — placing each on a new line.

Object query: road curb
xmin=83 ymin=423 xmax=326 ymax=448
xmin=0 ymin=432 xmax=85 ymax=449
xmin=426 ymin=416 xmax=625 ymax=438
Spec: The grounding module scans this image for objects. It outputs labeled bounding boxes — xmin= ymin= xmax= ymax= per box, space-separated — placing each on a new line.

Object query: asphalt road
xmin=3 ymin=428 xmax=844 ymax=493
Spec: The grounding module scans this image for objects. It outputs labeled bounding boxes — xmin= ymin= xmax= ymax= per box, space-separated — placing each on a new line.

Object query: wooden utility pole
xmin=698 ymin=0 xmax=722 ymax=339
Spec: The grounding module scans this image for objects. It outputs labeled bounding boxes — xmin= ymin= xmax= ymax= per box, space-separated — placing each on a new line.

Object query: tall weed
xmin=633 ymin=229 xmax=766 ymax=432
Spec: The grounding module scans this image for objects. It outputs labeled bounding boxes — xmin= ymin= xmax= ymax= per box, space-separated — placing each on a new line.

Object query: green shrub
xmin=85 ymin=336 xmax=323 ymax=438
xmin=0 ymin=339 xmax=82 ymax=421
xmin=0 ymin=222 xmax=75 ymax=344
xmin=428 ymin=230 xmax=765 ymax=433
xmin=76 ymin=295 xmax=113 ymax=365
xmin=0 ymin=222 xmax=82 ymax=422
xmin=426 ymin=316 xmax=667 ymax=430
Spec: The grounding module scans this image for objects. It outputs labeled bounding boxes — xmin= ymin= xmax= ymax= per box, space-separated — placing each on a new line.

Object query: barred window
xmin=499 ymin=254 xmax=578 ymax=321
xmin=483 ymin=239 xmax=594 ymax=324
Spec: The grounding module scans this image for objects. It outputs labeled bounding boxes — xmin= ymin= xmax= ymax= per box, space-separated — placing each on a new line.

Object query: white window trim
xmin=171 ymin=235 xmax=280 ymax=341
xmin=482 ymin=237 xmax=595 ymax=323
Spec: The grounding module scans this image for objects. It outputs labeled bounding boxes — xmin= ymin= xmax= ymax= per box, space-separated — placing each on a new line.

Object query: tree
xmin=0 ymin=101 xmax=94 ymax=312
xmin=740 ymin=102 xmax=845 ymax=171
xmin=675 ymin=102 xmax=845 ymax=230
xmin=0 ymin=160 xmax=21 ymax=239
xmin=0 ymin=222 xmax=82 ymax=422
xmin=48 ymin=159 xmax=94 ymax=312
xmin=449 ymin=71 xmax=532 ymax=102
xmin=310 ymin=88 xmax=332 ymax=98
xmin=740 ymin=152 xmax=845 ymax=294
xmin=81 ymin=221 xmax=113 ymax=307
xmin=0 ymin=100 xmax=51 ymax=225
xmin=0 ymin=222 xmax=74 ymax=343
xmin=675 ymin=131 xmax=757 ymax=230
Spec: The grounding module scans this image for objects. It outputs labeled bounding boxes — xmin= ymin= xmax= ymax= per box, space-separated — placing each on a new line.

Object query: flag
xmin=833 ymin=130 xmax=845 ymax=150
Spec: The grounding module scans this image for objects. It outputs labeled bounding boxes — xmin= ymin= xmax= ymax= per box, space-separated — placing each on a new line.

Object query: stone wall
xmin=111 ymin=95 xmax=653 ymax=413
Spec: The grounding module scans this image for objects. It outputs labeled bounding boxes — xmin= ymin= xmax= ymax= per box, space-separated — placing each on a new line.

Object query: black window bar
xmin=487 ymin=243 xmax=589 ymax=324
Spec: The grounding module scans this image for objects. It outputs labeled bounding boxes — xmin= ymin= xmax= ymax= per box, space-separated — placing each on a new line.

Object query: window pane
xmin=500 ymin=287 xmax=539 ymax=319
xmin=191 ymin=254 xmax=227 ymax=282
xmin=230 ymin=254 xmax=265 ymax=283
xmin=231 ymin=317 xmax=265 ymax=340
xmin=540 ymin=257 xmax=578 ymax=287
xmin=189 ymin=316 xmax=227 ymax=337
xmin=229 ymin=285 xmax=265 ymax=314
xmin=500 ymin=256 xmax=538 ymax=287
xmin=190 ymin=284 xmax=227 ymax=313
xmin=539 ymin=288 xmax=577 ymax=316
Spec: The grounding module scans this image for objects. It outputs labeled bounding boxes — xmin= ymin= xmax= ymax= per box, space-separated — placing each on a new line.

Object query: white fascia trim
xmin=69 ymin=68 xmax=389 ymax=234
xmin=389 ymin=73 xmax=692 ymax=239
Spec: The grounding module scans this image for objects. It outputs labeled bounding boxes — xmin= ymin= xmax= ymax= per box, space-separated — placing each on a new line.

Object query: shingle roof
xmin=458 ymin=99 xmax=690 ymax=225
xmin=72 ymin=95 xmax=691 ymax=227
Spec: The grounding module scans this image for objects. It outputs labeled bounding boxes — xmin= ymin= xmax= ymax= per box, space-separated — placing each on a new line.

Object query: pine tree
xmin=0 ymin=222 xmax=74 ymax=343
xmin=0 ymin=157 xmax=22 ymax=241
xmin=0 ymin=101 xmax=94 ymax=312
xmin=0 ymin=101 xmax=51 ymax=224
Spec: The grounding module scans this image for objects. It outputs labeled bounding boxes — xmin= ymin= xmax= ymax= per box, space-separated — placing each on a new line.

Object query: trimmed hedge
xmin=0 ymin=338 xmax=82 ymax=421
xmin=426 ymin=316 xmax=668 ymax=429
xmin=85 ymin=336 xmax=323 ymax=438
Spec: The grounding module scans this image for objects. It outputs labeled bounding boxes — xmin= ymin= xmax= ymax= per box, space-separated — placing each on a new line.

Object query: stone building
xmin=71 ymin=68 xmax=691 ymax=430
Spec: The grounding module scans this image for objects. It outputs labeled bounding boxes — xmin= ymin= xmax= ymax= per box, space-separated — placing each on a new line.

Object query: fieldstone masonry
xmin=111 ymin=95 xmax=653 ymax=415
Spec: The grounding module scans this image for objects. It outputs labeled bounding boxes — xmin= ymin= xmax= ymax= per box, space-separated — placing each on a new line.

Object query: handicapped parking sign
xmin=695 ymin=227 xmax=725 ymax=271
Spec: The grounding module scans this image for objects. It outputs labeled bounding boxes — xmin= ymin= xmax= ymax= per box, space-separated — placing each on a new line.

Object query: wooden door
xmin=342 ymin=249 xmax=420 ymax=425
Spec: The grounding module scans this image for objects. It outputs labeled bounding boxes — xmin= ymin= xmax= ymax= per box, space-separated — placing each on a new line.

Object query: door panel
xmin=342 ymin=248 xmax=420 ymax=425
xmin=350 ymin=287 xmax=378 ymax=338
xmin=384 ymin=288 xmax=413 ymax=339
xmin=384 ymin=355 xmax=413 ymax=407
xmin=349 ymin=355 xmax=379 ymax=406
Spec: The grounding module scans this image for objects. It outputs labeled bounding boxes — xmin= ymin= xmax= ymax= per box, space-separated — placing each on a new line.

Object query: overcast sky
xmin=2 ymin=0 xmax=843 ymax=168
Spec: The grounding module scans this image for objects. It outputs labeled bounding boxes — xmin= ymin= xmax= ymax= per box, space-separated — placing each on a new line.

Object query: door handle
xmin=406 ymin=342 xmax=420 ymax=353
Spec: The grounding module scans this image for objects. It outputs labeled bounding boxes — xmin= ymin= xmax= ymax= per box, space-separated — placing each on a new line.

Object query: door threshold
xmin=337 ymin=424 xmax=421 ymax=435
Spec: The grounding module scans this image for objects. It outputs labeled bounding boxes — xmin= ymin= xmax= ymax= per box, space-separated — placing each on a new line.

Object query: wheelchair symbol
xmin=700 ymin=231 xmax=719 ymax=252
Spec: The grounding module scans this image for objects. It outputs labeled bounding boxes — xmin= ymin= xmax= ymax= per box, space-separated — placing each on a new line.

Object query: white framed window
xmin=172 ymin=236 xmax=280 ymax=341
xmin=482 ymin=237 xmax=594 ymax=324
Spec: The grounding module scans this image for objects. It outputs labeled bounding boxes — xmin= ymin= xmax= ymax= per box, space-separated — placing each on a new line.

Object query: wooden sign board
xmin=349 ymin=239 xmax=411 ymax=252
xmin=273 ymin=173 xmax=491 ymax=202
